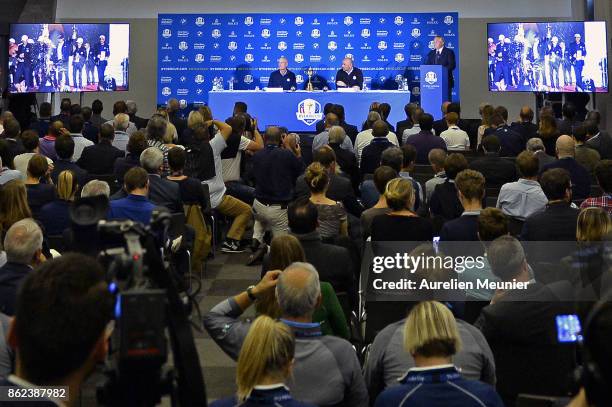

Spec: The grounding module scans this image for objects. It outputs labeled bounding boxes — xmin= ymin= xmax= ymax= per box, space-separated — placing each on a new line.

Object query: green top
xmin=312 ymin=282 xmax=350 ymax=339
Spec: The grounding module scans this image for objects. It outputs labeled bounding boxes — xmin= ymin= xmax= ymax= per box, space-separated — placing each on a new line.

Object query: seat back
xmin=184 ymin=204 xmax=212 ymax=274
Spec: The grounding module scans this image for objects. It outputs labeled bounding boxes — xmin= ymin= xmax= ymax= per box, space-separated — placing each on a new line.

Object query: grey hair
xmin=276 ymin=262 xmax=321 ymax=318
xmin=487 ymin=235 xmax=526 ymax=282
xmin=526 ymin=137 xmax=545 ymax=152
xmin=380 ymin=147 xmax=403 ymax=171
xmin=113 ymin=113 xmax=130 ymax=131
xmin=328 ymin=126 xmax=346 ymax=144
xmin=146 ymin=115 xmax=167 ymax=142
xmin=126 ymin=100 xmax=137 ymax=115
xmin=4 ymin=218 xmax=43 ymax=264
xmin=140 ymin=147 xmax=164 ymax=173
xmin=81 ymin=180 xmax=110 ymax=198
xmin=367 ymin=111 xmax=381 ymax=123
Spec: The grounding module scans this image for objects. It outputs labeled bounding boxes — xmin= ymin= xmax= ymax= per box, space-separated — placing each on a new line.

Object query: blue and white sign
xmin=157 ymin=13 xmax=459 ymax=107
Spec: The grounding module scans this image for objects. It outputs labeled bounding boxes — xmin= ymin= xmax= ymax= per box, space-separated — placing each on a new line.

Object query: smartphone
xmin=556 ymin=314 xmax=583 ymax=343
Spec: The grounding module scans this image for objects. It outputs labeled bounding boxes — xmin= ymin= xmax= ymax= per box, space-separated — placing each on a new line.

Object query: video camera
xmin=68 ymin=196 xmax=207 ymax=406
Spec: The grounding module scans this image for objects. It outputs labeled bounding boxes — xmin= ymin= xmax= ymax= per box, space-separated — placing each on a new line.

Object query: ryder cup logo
xmin=411 ymin=28 xmax=421 ymax=38
xmin=179 ymin=100 xmax=187 ymax=108
xmin=412 ymin=86 xmax=420 ymax=96
xmin=228 ymin=41 xmax=238 ymax=51
xmin=195 ymin=54 xmax=205 ymax=63
xmin=261 ymin=29 xmax=271 ymax=38
xmin=296 ymin=74 xmax=304 ymax=84
xmin=425 ymin=71 xmax=437 ymax=85
xmin=311 ymin=29 xmax=320 ymax=39
xmin=344 ymin=16 xmax=353 ymax=26
xmin=244 ymin=16 xmax=254 ymax=26
xmin=245 ymin=53 xmax=254 ymax=63
xmin=212 ymin=29 xmax=221 ymax=38
xmin=444 ymin=15 xmax=454 ymax=25
xmin=296 ymin=99 xmax=323 ymax=126
xmin=394 ymin=16 xmax=404 ymax=26
xmin=162 ymin=87 xmax=171 ymax=96
xmin=377 ymin=41 xmax=387 ymax=50
xmin=195 ymin=75 xmax=205 ymax=84
xmin=244 ymin=75 xmax=254 ymax=84
xmin=361 ymin=29 xmax=370 ymax=38
xmin=195 ymin=17 xmax=205 ymax=26
xmin=162 ymin=29 xmax=172 ymax=39
xmin=178 ymin=41 xmax=188 ymax=51
xmin=328 ymin=41 xmax=337 ymax=51
xmin=295 ymin=53 xmax=304 ymax=63
xmin=428 ymin=40 xmax=435 ymax=50
xmin=295 ymin=16 xmax=304 ymax=26
xmin=278 ymin=41 xmax=287 ymax=51
xmin=395 ymin=53 xmax=404 ymax=63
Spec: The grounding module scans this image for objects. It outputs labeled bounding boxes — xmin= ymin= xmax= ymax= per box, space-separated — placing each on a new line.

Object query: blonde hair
xmin=57 ymin=170 xmax=78 ymax=201
xmin=188 ymin=110 xmax=204 ymax=129
xmin=304 ymin=162 xmax=329 ymax=193
xmin=198 ymin=105 xmax=213 ymax=121
xmin=384 ymin=178 xmax=414 ymax=211
xmin=0 ymin=179 xmax=32 ymax=232
xmin=404 ymin=301 xmax=461 ymax=357
xmin=163 ymin=121 xmax=178 ymax=144
xmin=236 ymin=316 xmax=295 ymax=401
xmin=577 ymin=207 xmax=612 ymax=242
xmin=256 ymin=235 xmax=305 ymax=318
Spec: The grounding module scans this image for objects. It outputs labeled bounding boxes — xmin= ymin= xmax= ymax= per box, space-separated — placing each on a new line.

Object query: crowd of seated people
xmin=0 ymin=96 xmax=611 ymax=406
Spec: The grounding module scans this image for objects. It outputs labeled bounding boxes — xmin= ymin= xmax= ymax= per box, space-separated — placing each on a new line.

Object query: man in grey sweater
xmin=204 ymin=262 xmax=368 ymax=407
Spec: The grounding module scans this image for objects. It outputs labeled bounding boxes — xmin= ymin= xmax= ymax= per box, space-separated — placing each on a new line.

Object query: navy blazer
xmin=38 ymin=199 xmax=71 ymax=236
xmin=51 ymin=159 xmax=89 ymax=187
xmin=426 ymin=47 xmax=456 ymax=84
xmin=540 ymin=157 xmax=591 ymax=200
xmin=360 ymin=138 xmax=394 ymax=176
xmin=112 ymin=174 xmax=183 ymax=213
xmin=493 ymin=125 xmax=526 ymax=157
xmin=0 ymin=262 xmax=32 ymax=316
xmin=76 ymin=141 xmax=125 ymax=175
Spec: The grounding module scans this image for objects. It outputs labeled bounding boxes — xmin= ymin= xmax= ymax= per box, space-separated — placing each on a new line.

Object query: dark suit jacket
xmin=510 ymin=121 xmax=539 ymax=142
xmin=112 ymin=174 xmax=183 ymax=213
xmin=360 ymin=138 xmax=394 ymax=176
xmin=425 ymin=47 xmax=456 ymax=85
xmin=130 ymin=114 xmax=149 ymax=130
xmin=76 ymin=141 xmax=125 ymax=174
xmin=534 ymin=151 xmax=556 ymax=172
xmin=556 ymin=118 xmax=581 ymax=137
xmin=82 ymin=121 xmax=99 ymax=144
xmin=405 ymin=131 xmax=447 ymax=164
xmin=439 ymin=214 xmax=479 ymax=242
xmin=520 ymin=202 xmax=579 ymax=242
xmin=114 ymin=154 xmax=140 ymax=185
xmin=540 ymin=157 xmax=591 ymax=200
xmin=169 ymin=113 xmax=187 ymax=138
xmin=395 ymin=119 xmax=413 ymax=143
xmin=38 ymin=199 xmax=71 ymax=236
xmin=0 ymin=262 xmax=31 ymax=316
xmin=341 ymin=122 xmax=359 ymax=144
xmin=469 ymin=154 xmax=517 ymax=188
xmin=470 ymin=153 xmax=518 ymax=188
xmin=329 ymin=143 xmax=360 ymax=193
xmin=51 ymin=159 xmax=89 ymax=186
xmin=51 ymin=112 xmax=70 ymax=128
xmin=492 ymin=125 xmax=526 ymax=157
xmin=294 ymin=172 xmax=362 ymax=217
xmin=586 ymin=130 xmax=612 ymax=160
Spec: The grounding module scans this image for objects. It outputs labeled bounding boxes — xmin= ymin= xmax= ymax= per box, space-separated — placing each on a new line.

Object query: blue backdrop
xmin=157 ymin=13 xmax=459 ymax=107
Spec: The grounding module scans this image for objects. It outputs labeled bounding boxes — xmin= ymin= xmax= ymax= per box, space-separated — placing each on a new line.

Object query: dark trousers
xmin=86 ymin=62 xmax=95 ymax=84
xmin=225 ymin=180 xmax=255 ymax=206
xmin=495 ymin=61 xmax=511 ymax=86
xmin=549 ymin=60 xmax=560 ymax=88
xmin=14 ymin=62 xmax=32 ymax=87
xmin=97 ymin=60 xmax=108 ymax=85
xmin=55 ymin=62 xmax=67 ymax=87
xmin=574 ymin=61 xmax=584 ymax=89
xmin=72 ymin=61 xmax=85 ymax=88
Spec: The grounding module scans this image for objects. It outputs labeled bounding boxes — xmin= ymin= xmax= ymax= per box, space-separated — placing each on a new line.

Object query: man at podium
xmin=268 ymin=56 xmax=297 ymax=90
xmin=426 ymin=35 xmax=456 ymax=101
xmin=336 ymin=57 xmax=363 ymax=90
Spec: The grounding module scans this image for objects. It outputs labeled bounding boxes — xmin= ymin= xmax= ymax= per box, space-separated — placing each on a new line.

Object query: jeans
xmin=225 ymin=180 xmax=255 ymax=205
xmin=215 ymin=194 xmax=252 ymax=241
xmin=252 ymin=199 xmax=289 ymax=242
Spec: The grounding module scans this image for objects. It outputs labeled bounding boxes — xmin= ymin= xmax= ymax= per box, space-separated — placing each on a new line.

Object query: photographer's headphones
xmin=580 ymin=294 xmax=612 ymax=406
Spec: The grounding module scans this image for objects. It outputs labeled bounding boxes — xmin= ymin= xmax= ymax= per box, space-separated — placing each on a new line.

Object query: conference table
xmin=208 ymin=90 xmax=411 ymax=133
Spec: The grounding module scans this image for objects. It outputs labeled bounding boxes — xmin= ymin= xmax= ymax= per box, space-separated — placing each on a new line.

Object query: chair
xmin=184 ymin=203 xmax=211 ymax=278
xmin=46 ymin=235 xmax=65 ymax=252
xmin=89 ymin=174 xmax=120 ymax=195
xmin=590 ymin=184 xmax=601 ymax=197
xmin=200 ymin=183 xmax=216 ymax=255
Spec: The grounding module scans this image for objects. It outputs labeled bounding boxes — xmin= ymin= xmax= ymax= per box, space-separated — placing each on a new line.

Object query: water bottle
xmin=228 ymin=78 xmax=234 ymax=91
xmin=218 ymin=77 xmax=224 ymax=91
xmin=363 ymin=80 xmax=368 ymax=91
xmin=212 ymin=77 xmax=218 ymax=91
xmin=403 ymin=78 xmax=409 ymax=91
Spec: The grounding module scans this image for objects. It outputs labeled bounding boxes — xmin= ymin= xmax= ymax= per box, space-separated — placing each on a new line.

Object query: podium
xmin=420 ymin=65 xmax=448 ymax=121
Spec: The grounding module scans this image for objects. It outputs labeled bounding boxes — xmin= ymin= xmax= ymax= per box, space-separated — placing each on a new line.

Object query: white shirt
xmin=70 ymin=133 xmax=93 ymax=162
xmin=112 ymin=131 xmax=129 ymax=151
xmin=221 ymin=136 xmax=252 ymax=182
xmin=203 ymin=133 xmax=228 ymax=208
xmin=440 ymin=125 xmax=470 ymax=151
xmin=14 ymin=153 xmax=53 ymax=178
xmin=354 ymin=129 xmax=399 ymax=165
xmin=104 ymin=120 xmax=137 ymax=136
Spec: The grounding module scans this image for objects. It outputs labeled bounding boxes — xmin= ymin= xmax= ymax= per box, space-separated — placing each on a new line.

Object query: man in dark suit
xmin=426 ymin=35 xmax=456 ymax=101
xmin=77 ymin=123 xmax=124 ymax=174
xmin=521 ymin=168 xmax=579 ymax=242
xmin=288 ymin=198 xmax=356 ymax=306
xmin=29 ymin=102 xmax=52 ymax=138
xmin=167 ymin=98 xmax=187 ymax=137
xmin=556 ymin=102 xmax=581 ymax=136
xmin=328 ymin=126 xmax=360 ymax=193
xmin=489 ymin=112 xmax=525 ymax=157
xmin=0 ymin=219 xmax=43 ymax=316
xmin=360 ymin=120 xmax=395 ymax=176
xmin=540 ymin=135 xmax=591 ymax=200
xmin=470 ymin=135 xmax=517 ymax=188
xmin=51 ymin=98 xmax=72 ymax=128
xmin=295 ymin=144 xmax=362 ymax=217
xmin=433 ymin=102 xmax=471 ymax=137
xmin=510 ymin=106 xmax=539 ymax=142
xmin=80 ymin=106 xmax=99 ymax=144
xmin=585 ymin=118 xmax=612 ymax=160
xmin=51 ymin=134 xmax=89 ymax=186
xmin=405 ymin=113 xmax=447 ymax=164
xmin=126 ymin=100 xmax=149 ymax=130
xmin=330 ymin=104 xmax=358 ymax=144
xmin=396 ymin=103 xmax=417 ymax=143
xmin=526 ymin=137 xmax=556 ymax=171
xmin=432 ymin=101 xmax=450 ymax=136
xmin=439 ymin=169 xmax=485 ymax=242
xmin=475 ymin=235 xmax=575 ymax=405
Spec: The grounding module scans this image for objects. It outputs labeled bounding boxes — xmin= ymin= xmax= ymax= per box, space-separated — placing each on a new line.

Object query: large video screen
xmin=487 ymin=21 xmax=608 ymax=93
xmin=8 ymin=23 xmax=130 ymax=93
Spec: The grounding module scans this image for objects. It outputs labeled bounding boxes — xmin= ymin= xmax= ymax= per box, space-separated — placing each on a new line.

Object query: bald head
xmin=519 ymin=106 xmax=534 ymax=122
xmin=556 ymin=135 xmax=575 ymax=158
xmin=276 ymin=262 xmax=321 ymax=318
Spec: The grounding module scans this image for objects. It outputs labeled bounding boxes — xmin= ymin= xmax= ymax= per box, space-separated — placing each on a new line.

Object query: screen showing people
xmin=8 ymin=23 xmax=130 ymax=93
xmin=487 ymin=21 xmax=608 ymax=93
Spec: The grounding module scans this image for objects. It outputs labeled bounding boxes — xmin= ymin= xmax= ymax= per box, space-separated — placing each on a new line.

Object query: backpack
xmin=184 ymin=142 xmax=215 ymax=181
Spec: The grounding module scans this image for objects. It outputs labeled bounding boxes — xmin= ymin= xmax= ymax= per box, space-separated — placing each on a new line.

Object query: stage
xmin=208 ymin=90 xmax=411 ymax=132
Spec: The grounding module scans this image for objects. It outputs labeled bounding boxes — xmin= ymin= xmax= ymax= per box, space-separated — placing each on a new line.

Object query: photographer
xmin=3 ymin=254 xmax=113 ymax=406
